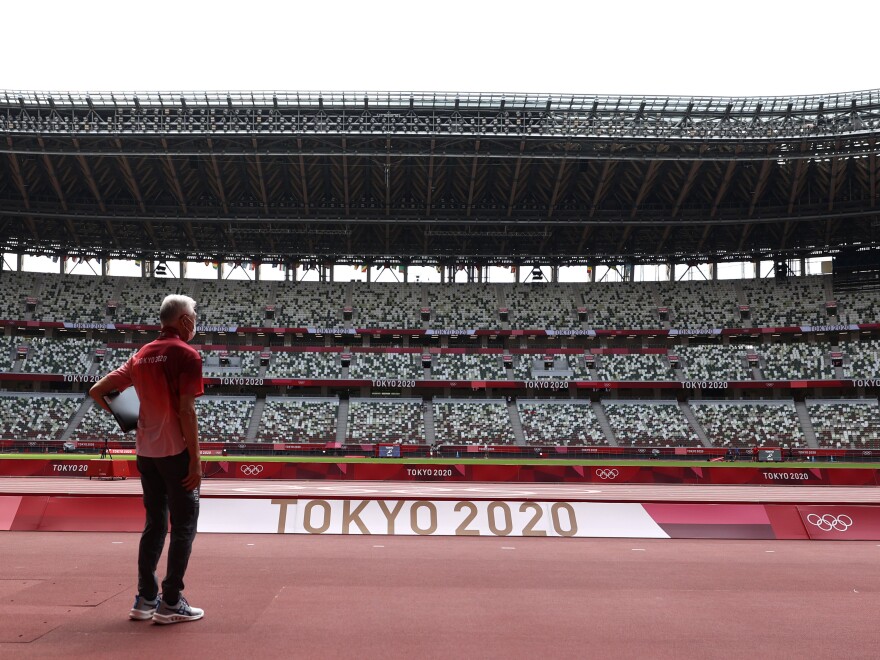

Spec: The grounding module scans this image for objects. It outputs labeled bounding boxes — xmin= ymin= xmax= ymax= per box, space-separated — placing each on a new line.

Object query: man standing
xmin=90 ymin=294 xmax=204 ymax=624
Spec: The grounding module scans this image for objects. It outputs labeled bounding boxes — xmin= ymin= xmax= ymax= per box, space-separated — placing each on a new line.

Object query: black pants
xmin=136 ymin=450 xmax=199 ymax=604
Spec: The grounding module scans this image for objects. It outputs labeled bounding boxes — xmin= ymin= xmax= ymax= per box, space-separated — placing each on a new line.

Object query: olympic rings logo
xmin=806 ymin=514 xmax=853 ymax=532
xmin=240 ymin=464 xmax=264 ymax=476
xmin=595 ymin=469 xmax=620 ymax=480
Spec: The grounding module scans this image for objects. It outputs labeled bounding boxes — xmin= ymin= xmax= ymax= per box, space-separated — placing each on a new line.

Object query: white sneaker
xmin=151 ymin=595 xmax=204 ymax=624
xmin=129 ymin=594 xmax=160 ymax=620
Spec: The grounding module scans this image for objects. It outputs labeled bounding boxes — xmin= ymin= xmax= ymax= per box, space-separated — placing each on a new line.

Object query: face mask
xmin=182 ymin=315 xmax=196 ymax=342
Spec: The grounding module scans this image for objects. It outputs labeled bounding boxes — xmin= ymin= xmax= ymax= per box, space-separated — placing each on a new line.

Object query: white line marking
xmin=111 ymin=541 xmax=123 ymax=544
xmin=631 ymin=548 xmax=646 ymax=551
xmin=502 ymin=547 xmax=516 ymax=550
xmin=373 ymin=545 xmax=385 ymax=548
xmin=765 ymin=550 xmax=775 ymax=553
xmin=247 ymin=543 xmax=255 ymax=546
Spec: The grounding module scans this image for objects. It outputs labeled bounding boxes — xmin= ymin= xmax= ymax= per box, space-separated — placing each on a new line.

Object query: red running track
xmin=1 ymin=531 xmax=878 ymax=659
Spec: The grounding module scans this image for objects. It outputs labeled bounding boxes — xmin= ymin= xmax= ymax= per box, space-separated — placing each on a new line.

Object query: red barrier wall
xmin=2 ymin=459 xmax=879 ymax=486
xmin=2 ymin=494 xmax=878 ymax=540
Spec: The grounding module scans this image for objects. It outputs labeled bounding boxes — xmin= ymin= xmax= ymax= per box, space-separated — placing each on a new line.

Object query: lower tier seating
xmin=517 ymin=401 xmax=607 ymax=445
xmin=254 ymin=397 xmax=339 ymax=443
xmin=807 ymin=399 xmax=880 ymax=449
xmin=347 ymin=399 xmax=425 ymax=444
xmin=433 ymin=400 xmax=516 ymax=444
xmin=603 ymin=402 xmax=701 ymax=447
xmin=691 ymin=401 xmax=805 ymax=448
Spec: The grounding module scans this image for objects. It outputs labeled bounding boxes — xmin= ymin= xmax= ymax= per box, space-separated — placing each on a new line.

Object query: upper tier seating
xmin=0 ymin=271 xmax=859 ymax=333
xmin=657 ymin=280 xmax=738 ymax=329
xmin=517 ymin=400 xmax=607 ymax=445
xmin=255 ymin=397 xmax=339 ymax=443
xmin=196 ymin=280 xmax=273 ymax=327
xmin=504 ymin=284 xmax=580 ymax=329
xmin=37 ymin=275 xmax=116 ymax=323
xmin=690 ymin=401 xmax=805 ymax=448
xmin=273 ymin=283 xmax=346 ymax=328
xmin=603 ymin=402 xmax=701 ymax=446
xmin=353 ymin=283 xmax=422 ymax=329
xmin=740 ymin=276 xmax=827 ymax=327
xmin=577 ymin=282 xmax=659 ymax=329
xmin=835 ymin=289 xmax=880 ymax=325
xmin=425 ymin=284 xmax=499 ymax=328
xmin=0 ymin=271 xmax=41 ymax=318
xmin=347 ymin=399 xmax=425 ymax=444
xmin=433 ymin=400 xmax=516 ymax=444
xmin=115 ymin=277 xmax=188 ymax=324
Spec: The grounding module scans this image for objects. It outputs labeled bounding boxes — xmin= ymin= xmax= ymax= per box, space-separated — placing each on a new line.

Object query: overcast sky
xmin=3 ymin=1 xmax=875 ymax=98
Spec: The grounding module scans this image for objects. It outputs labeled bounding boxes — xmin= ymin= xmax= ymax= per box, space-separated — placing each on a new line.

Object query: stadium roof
xmin=2 ymin=89 xmax=879 ymax=266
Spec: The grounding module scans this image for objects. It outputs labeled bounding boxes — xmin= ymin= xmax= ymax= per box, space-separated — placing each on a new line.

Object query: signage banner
xmin=199 ymin=499 xmax=671 ymax=537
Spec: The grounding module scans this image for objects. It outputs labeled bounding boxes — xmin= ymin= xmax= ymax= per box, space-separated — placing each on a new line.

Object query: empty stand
xmin=0 ymin=393 xmax=80 ymax=440
xmin=603 ymin=401 xmax=701 ymax=446
xmin=504 ymin=284 xmax=579 ymax=329
xmin=740 ymin=277 xmax=827 ymax=327
xmin=201 ymin=349 xmax=262 ymax=377
xmin=195 ymin=396 xmax=255 ymax=443
xmin=349 ymin=352 xmax=422 ymax=380
xmin=346 ymin=398 xmax=425 ymax=444
xmin=691 ymin=401 xmax=805 ymax=448
xmin=18 ymin=337 xmax=101 ymax=374
xmin=513 ymin=354 xmax=576 ymax=380
xmin=273 ymin=283 xmax=346 ymax=328
xmin=425 ymin=284 xmax=499 ymax=328
xmin=807 ymin=399 xmax=880 ymax=448
xmin=431 ymin=353 xmax=506 ymax=380
xmin=196 ymin=280 xmax=273 ymax=327
xmin=676 ymin=344 xmax=754 ymax=381
xmin=517 ymin=400 xmax=607 ymax=445
xmin=37 ymin=275 xmax=116 ymax=323
xmin=595 ymin=354 xmax=672 ymax=381
xmin=266 ymin=352 xmax=341 ymax=379
xmin=255 ymin=397 xmax=339 ymax=443
xmin=353 ymin=283 xmax=422 ymax=329
xmin=433 ymin=400 xmax=516 ymax=444
xmin=760 ymin=343 xmax=835 ymax=380
xmin=577 ymin=282 xmax=659 ymax=329
xmin=657 ymin=280 xmax=738 ymax=329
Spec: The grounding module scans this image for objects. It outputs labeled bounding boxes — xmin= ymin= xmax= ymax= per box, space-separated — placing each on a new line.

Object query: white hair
xmin=159 ymin=294 xmax=197 ymax=325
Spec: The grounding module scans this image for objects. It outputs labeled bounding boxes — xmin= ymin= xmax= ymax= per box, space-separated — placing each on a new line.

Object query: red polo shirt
xmin=105 ymin=327 xmax=203 ymax=458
